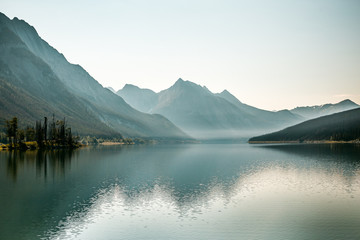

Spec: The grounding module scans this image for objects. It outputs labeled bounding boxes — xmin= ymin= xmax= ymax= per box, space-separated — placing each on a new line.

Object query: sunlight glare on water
xmin=48 ymin=153 xmax=360 ymax=240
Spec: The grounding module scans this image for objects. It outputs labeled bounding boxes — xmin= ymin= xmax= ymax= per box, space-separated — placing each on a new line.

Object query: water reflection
xmin=258 ymin=143 xmax=360 ymax=183
xmin=51 ymin=160 xmax=360 ymax=240
xmin=2 ymin=149 xmax=77 ymax=182
xmin=0 ymin=144 xmax=360 ymax=240
xmin=258 ymin=143 xmax=360 ymax=163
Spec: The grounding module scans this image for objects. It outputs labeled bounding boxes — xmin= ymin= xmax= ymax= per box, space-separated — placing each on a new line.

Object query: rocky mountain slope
xmin=0 ymin=12 xmax=188 ymax=139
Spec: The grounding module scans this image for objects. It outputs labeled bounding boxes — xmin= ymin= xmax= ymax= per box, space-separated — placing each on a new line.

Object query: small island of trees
xmin=0 ymin=115 xmax=80 ymax=150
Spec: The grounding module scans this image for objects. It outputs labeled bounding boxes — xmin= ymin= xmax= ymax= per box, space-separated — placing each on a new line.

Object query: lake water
xmin=0 ymin=144 xmax=360 ymax=240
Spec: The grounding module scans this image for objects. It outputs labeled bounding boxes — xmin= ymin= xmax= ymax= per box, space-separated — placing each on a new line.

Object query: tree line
xmin=2 ymin=115 xmax=78 ymax=150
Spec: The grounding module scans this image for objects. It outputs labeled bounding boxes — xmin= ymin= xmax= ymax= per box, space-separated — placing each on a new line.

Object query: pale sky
xmin=1 ymin=0 xmax=360 ymax=110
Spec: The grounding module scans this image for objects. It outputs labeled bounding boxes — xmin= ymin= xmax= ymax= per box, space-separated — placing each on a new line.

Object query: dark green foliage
xmin=122 ymin=138 xmax=134 ymax=144
xmin=3 ymin=117 xmax=34 ymax=149
xmin=44 ymin=117 xmax=47 ymax=141
xmin=0 ymin=132 xmax=7 ymax=143
xmin=5 ymin=117 xmax=18 ymax=146
xmin=67 ymin=128 xmax=73 ymax=146
xmin=38 ymin=116 xmax=77 ymax=148
xmin=17 ymin=129 xmax=27 ymax=149
xmin=1 ymin=116 xmax=79 ymax=149
xmin=17 ymin=129 xmax=25 ymax=142
xmin=35 ymin=120 xmax=43 ymax=148
xmin=25 ymin=126 xmax=35 ymax=141
xmin=249 ymin=108 xmax=360 ymax=142
xmin=49 ymin=115 xmax=56 ymax=141
xmin=57 ymin=118 xmax=66 ymax=145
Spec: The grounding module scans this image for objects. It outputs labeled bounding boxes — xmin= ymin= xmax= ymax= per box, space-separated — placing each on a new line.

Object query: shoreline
xmin=0 ymin=141 xmax=82 ymax=151
xmin=99 ymin=141 xmax=129 ymax=146
xmin=248 ymin=140 xmax=360 ymax=144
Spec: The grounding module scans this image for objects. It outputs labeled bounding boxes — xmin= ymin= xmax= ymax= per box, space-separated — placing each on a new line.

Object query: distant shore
xmin=99 ymin=141 xmax=131 ymax=146
xmin=248 ymin=140 xmax=360 ymax=144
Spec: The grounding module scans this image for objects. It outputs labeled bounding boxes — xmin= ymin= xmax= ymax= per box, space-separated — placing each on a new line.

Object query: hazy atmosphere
xmin=1 ymin=0 xmax=359 ymax=110
xmin=1 ymin=2 xmax=360 ymax=239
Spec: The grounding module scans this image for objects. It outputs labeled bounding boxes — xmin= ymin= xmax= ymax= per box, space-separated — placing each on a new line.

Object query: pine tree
xmin=44 ymin=117 xmax=48 ymax=142
xmin=5 ymin=117 xmax=18 ymax=147
xmin=25 ymin=126 xmax=36 ymax=141
xmin=35 ymin=120 xmax=43 ymax=148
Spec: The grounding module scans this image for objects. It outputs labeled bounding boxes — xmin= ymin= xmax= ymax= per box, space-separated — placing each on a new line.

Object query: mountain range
xmin=1 ymin=12 xmax=358 ymax=141
xmin=0 ymin=12 xmax=188 ymax=139
xmin=117 ymin=80 xmax=359 ymax=139
xmin=289 ymin=99 xmax=359 ymax=119
xmin=117 ymin=79 xmax=305 ymax=139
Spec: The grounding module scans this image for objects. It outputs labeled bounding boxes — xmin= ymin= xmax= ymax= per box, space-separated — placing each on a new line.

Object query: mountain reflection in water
xmin=0 ymin=144 xmax=359 ymax=240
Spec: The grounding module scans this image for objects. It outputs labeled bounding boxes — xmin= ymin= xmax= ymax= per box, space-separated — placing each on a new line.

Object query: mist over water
xmin=1 ymin=144 xmax=360 ymax=240
xmin=181 ymin=129 xmax=273 ymax=141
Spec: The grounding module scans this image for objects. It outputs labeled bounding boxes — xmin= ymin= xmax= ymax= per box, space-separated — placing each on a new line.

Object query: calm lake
xmin=0 ymin=144 xmax=360 ymax=240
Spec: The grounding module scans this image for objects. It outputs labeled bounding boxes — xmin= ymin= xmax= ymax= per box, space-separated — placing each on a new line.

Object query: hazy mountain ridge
xmin=116 ymin=84 xmax=158 ymax=113
xmin=249 ymin=108 xmax=360 ymax=142
xmin=0 ymin=12 xmax=188 ymax=139
xmin=117 ymin=78 xmax=303 ymax=139
xmin=117 ymin=77 xmax=359 ymax=139
xmin=290 ymin=99 xmax=359 ymax=119
xmin=215 ymin=89 xmax=303 ymax=124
